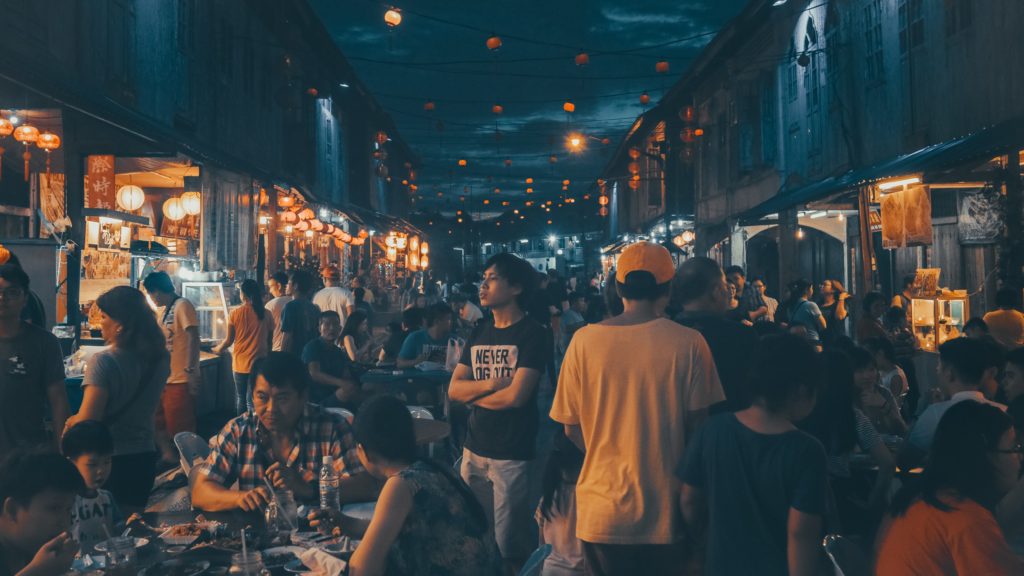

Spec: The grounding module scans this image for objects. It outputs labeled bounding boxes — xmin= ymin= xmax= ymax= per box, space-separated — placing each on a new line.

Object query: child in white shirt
xmin=62 ymin=421 xmax=122 ymax=553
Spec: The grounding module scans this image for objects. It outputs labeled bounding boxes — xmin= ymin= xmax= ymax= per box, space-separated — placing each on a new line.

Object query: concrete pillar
xmin=729 ymin=223 xmax=747 ymax=269
xmin=777 ymin=208 xmax=799 ymax=297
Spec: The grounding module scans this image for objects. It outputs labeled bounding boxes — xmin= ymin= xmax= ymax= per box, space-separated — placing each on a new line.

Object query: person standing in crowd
xmin=984 ymin=287 xmax=1024 ymax=349
xmin=303 ymin=311 xmax=362 ymax=408
xmin=397 ymin=303 xmax=453 ymax=369
xmin=309 ymin=395 xmax=503 ymax=576
xmin=141 ymin=271 xmax=199 ymax=470
xmin=675 ymin=257 xmax=760 ymax=413
xmin=265 ymin=271 xmax=292 ymax=352
xmin=536 ymin=432 xmax=586 ymax=576
xmin=724 ymin=281 xmax=749 ymax=324
xmin=0 ymin=450 xmax=84 ymax=576
xmin=0 ymin=264 xmax=69 ymax=458
xmin=752 ymin=277 xmax=778 ymax=322
xmin=552 ymin=243 xmax=723 ymax=575
xmin=64 ymin=286 xmax=169 ymax=511
xmin=313 ymin=266 xmax=353 ymax=327
xmin=890 ymin=274 xmax=915 ymax=321
xmin=900 ymin=337 xmax=1006 ymax=470
xmin=856 ymin=291 xmax=888 ymax=343
xmin=547 ymin=269 xmax=570 ymax=347
xmin=725 ymin=265 xmax=769 ymax=323
xmin=213 ymin=279 xmax=275 ymax=415
xmin=679 ymin=334 xmax=826 ymax=576
xmin=451 ymin=292 xmax=484 ymax=331
xmin=448 ymin=253 xmax=549 ymax=571
xmin=281 ymin=270 xmax=322 ymax=357
xmin=0 ymin=247 xmax=47 ymax=327
xmin=876 ymin=401 xmax=1024 ymax=574
xmin=558 ymin=292 xmax=588 ymax=356
xmin=351 ymin=275 xmax=375 ymax=305
xmin=62 ymin=420 xmax=120 ymax=553
xmin=818 ymin=279 xmax=849 ymax=345
xmin=353 ymin=287 xmax=375 ymax=327
xmin=340 ymin=310 xmax=375 ymax=364
xmin=786 ymin=279 xmax=826 ymax=349
xmin=192 ymin=352 xmax=377 ymax=511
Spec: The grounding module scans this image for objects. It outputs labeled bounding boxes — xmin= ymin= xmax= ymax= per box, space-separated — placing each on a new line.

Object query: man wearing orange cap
xmin=550 ymin=241 xmax=724 ymax=575
xmin=313 ymin=265 xmax=353 ymax=328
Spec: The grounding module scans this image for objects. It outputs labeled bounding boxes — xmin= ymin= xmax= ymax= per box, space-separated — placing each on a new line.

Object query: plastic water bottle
xmin=319 ymin=456 xmax=340 ymax=511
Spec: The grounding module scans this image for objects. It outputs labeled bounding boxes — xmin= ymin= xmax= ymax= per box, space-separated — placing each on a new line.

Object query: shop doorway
xmin=746 ymin=226 xmax=845 ymax=301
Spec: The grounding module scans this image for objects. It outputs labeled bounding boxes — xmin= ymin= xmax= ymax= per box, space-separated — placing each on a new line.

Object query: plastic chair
xmin=822 ymin=534 xmax=871 ymax=576
xmin=407 ymin=405 xmax=435 ymax=420
xmin=325 ymin=407 xmax=355 ymax=424
xmin=517 ymin=544 xmax=552 ymax=576
xmin=173 ymin=432 xmax=210 ymax=476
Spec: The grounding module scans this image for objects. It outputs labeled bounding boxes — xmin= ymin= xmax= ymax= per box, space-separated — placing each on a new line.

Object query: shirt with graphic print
xmin=71 ymin=489 xmax=123 ymax=553
xmin=459 ymin=316 xmax=550 ymax=460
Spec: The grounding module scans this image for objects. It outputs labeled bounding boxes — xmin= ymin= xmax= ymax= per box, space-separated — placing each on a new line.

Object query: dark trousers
xmin=582 ymin=540 xmax=690 ymax=576
xmin=107 ymin=451 xmax=158 ymax=509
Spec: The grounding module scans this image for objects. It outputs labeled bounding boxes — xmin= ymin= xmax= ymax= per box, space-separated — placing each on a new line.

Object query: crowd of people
xmin=6 ymin=240 xmax=1024 ymax=575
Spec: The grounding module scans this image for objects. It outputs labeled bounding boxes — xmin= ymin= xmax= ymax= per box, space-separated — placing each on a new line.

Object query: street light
xmin=565 ymin=132 xmax=585 ymax=153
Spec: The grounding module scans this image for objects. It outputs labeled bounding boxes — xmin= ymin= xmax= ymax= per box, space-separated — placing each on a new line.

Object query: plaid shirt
xmin=738 ymin=285 xmax=767 ymax=321
xmin=201 ymin=403 xmax=363 ymax=493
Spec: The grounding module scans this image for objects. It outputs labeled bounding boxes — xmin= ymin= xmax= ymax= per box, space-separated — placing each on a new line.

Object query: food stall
xmin=910 ymin=292 xmax=969 ymax=353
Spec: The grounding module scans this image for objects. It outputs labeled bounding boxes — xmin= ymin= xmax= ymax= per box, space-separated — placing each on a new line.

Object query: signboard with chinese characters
xmin=85 ymin=155 xmax=115 ymax=209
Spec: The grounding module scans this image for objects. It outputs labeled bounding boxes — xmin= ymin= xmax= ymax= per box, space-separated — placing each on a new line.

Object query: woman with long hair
xmin=817 ymin=279 xmax=849 ymax=345
xmin=213 ymin=279 xmax=275 ymax=414
xmin=536 ymin=433 xmax=585 ymax=575
xmin=310 ymin=395 xmax=502 ymax=576
xmin=63 ymin=286 xmax=169 ymax=511
xmin=876 ymin=401 xmax=1024 ymax=573
xmin=786 ymin=279 xmax=826 ymax=349
xmin=800 ymin=349 xmax=895 ymax=536
xmin=341 ymin=310 xmax=374 ymax=364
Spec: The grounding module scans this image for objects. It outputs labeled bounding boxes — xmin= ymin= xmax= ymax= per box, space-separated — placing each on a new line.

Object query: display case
xmin=911 ymin=292 xmax=969 ymax=352
xmin=182 ymin=282 xmax=230 ymax=344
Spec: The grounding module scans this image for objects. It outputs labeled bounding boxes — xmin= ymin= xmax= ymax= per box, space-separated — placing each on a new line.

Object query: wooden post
xmin=857 ymin=186 xmax=875 ymax=293
xmin=1001 ymin=154 xmax=1023 ymax=291
xmin=63 ymin=113 xmax=84 ymax=333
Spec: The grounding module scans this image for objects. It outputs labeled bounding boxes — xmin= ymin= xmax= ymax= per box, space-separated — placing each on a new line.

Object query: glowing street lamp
xmin=566 ymin=132 xmax=585 ymax=153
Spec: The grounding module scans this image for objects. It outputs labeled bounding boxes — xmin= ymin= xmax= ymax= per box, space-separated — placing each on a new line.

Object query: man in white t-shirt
xmin=550 ymin=242 xmax=724 ymax=573
xmin=265 ymin=271 xmax=292 ymax=352
xmin=313 ymin=266 xmax=353 ymax=327
xmin=143 ymin=271 xmax=200 ymax=466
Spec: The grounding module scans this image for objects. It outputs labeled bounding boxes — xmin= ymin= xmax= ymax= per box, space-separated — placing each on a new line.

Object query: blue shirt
xmin=398 ymin=329 xmax=450 ymax=364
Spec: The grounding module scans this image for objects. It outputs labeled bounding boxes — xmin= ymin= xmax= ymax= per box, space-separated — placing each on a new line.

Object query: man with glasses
xmin=752 ymin=278 xmax=779 ymax=323
xmin=0 ymin=263 xmax=70 ymax=458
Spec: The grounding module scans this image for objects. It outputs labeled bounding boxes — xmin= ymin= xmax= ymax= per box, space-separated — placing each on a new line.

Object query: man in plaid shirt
xmin=192 ymin=352 xmax=378 ymax=512
xmin=725 ymin=266 xmax=769 ymax=323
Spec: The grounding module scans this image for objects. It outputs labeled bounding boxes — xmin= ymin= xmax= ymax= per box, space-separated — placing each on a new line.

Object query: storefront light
xmin=181 ymin=191 xmax=202 ymax=216
xmin=305 ymin=230 xmax=315 ymax=239
xmin=878 ymin=176 xmax=921 ymax=191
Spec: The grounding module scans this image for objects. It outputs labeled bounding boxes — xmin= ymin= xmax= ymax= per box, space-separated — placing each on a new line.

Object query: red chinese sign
xmin=85 ymin=155 xmax=115 ymax=209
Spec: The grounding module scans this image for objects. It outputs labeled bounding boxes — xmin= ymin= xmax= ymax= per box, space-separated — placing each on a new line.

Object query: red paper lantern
xmin=563 ymin=101 xmax=575 ymax=113
xmin=492 ymin=104 xmax=504 ymax=115
xmin=423 ymin=100 xmax=436 ymax=111
xmin=575 ymin=52 xmax=589 ymax=66
xmin=384 ymin=8 xmax=402 ymax=27
xmin=640 ymin=91 xmax=651 ymax=105
xmin=655 ymin=60 xmax=670 ymax=74
xmin=486 ymin=36 xmax=502 ymax=50
xmin=629 ymin=147 xmax=641 ymax=159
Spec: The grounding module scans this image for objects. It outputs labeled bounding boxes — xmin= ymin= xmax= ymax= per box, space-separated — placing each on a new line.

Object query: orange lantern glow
xmin=423 ymin=100 xmax=435 ymax=111
xmin=601 ymin=137 xmax=611 ymax=145
xmin=0 ymin=117 xmax=11 ymax=180
xmin=180 ymin=191 xmax=202 ymax=216
xmin=458 ymin=159 xmax=467 ymax=167
xmin=13 ymin=125 xmax=39 ymax=181
xmin=549 ymin=155 xmax=557 ymax=164
xmin=598 ymin=195 xmax=609 ymax=206
xmin=492 ymin=104 xmax=504 ymax=115
xmin=35 ymin=131 xmax=60 ymax=180
xmin=575 ymin=52 xmax=589 ymax=66
xmin=310 ymin=219 xmax=325 ymax=232
xmin=280 ymin=210 xmax=298 ymax=224
xmin=640 ymin=91 xmax=651 ymax=105
xmin=384 ymin=8 xmax=402 ymax=27
xmin=526 ymin=188 xmax=533 ymax=194
xmin=486 ymin=35 xmax=502 ymax=50
xmin=628 ymin=180 xmax=640 ymax=190
xmin=358 ymin=229 xmax=369 ymax=239
xmin=525 ymin=177 xmax=533 ymax=184
xmin=694 ymin=128 xmax=705 ymax=137
xmin=562 ymin=179 xmax=571 ymax=186
xmin=655 ymin=60 xmax=669 ymax=74
xmin=563 ymin=101 xmax=575 ymax=113
xmin=163 ymin=197 xmax=186 ymax=221
xmin=628 ymin=161 xmax=640 ymax=174
xmin=629 ymin=147 xmax=641 ymax=159
xmin=351 ymin=237 xmax=365 ymax=246
xmin=599 ymin=207 xmax=609 ymax=217
xmin=375 ymin=131 xmax=388 ymax=145
xmin=116 ymin=185 xmax=145 ymax=212
xmin=680 ymin=105 xmax=695 ymax=122
xmin=278 ymin=194 xmax=296 ymax=208
xmin=296 ymin=220 xmax=311 ymax=232
xmin=340 ymin=231 xmax=352 ymax=243
xmin=298 ymin=208 xmax=315 ymax=221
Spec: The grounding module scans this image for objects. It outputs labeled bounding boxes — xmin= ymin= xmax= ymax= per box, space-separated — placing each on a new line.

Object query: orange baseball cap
xmin=615 ymin=241 xmax=675 ymax=285
xmin=321 ymin=266 xmax=340 ymax=279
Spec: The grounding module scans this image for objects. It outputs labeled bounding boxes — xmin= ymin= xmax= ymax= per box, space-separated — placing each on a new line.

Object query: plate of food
xmin=261 ymin=546 xmax=306 ymax=570
xmin=93 ymin=537 xmax=149 ymax=552
xmin=322 ymin=538 xmax=359 ymax=557
xmin=159 ymin=523 xmax=205 ymax=546
xmin=140 ymin=559 xmax=210 ymax=576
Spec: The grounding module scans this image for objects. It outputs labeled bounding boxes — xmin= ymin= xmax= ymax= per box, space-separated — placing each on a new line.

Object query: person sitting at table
xmin=875 ymin=401 xmax=1024 ymax=574
xmin=310 ymin=395 xmax=502 ymax=576
xmin=900 ymin=337 xmax=1006 ymax=471
xmin=850 ymin=346 xmax=907 ymax=437
xmin=191 ymin=352 xmax=379 ymax=512
xmin=341 ymin=311 xmax=375 ymax=365
xmin=303 ymin=311 xmax=363 ymax=409
xmin=396 ymin=303 xmax=453 ymax=369
xmin=0 ymin=449 xmax=84 ymax=576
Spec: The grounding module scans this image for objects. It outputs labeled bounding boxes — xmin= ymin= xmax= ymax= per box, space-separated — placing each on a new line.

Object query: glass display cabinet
xmin=182 ymin=282 xmax=230 ymax=344
xmin=910 ymin=292 xmax=969 ymax=353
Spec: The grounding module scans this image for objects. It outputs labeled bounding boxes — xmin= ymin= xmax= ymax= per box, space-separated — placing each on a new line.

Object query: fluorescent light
xmin=809 ymin=211 xmax=827 ymax=219
xmin=547 ymin=234 xmax=556 ymax=244
xmin=338 ymin=83 xmax=350 ymax=88
xmin=878 ymin=177 xmax=921 ymax=191
xmin=772 ymin=0 xmax=787 ymax=5
xmin=519 ymin=239 xmax=529 ymax=243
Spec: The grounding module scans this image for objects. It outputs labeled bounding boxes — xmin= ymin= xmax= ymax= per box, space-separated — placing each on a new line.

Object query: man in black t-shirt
xmin=677 ymin=258 xmax=761 ymax=414
xmin=448 ymin=253 xmax=549 ymax=570
xmin=302 ymin=311 xmax=361 ymax=407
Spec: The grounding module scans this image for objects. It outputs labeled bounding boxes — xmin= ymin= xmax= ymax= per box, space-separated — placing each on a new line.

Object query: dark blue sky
xmin=310 ymin=0 xmax=748 ymax=217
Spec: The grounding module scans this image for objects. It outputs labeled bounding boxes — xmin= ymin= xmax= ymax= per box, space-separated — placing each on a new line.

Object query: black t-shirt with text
xmin=460 ymin=316 xmax=549 ymax=460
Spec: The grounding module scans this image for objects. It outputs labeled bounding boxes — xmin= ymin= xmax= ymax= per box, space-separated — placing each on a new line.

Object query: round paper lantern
xmin=599 ymin=207 xmax=609 ymax=217
xmin=423 ymin=100 xmax=435 ymax=111
xmin=598 ymin=195 xmax=609 ymax=206
xmin=628 ymin=180 xmax=640 ymax=190
xmin=163 ymin=197 xmax=186 ymax=221
xmin=575 ymin=52 xmax=589 ymax=66
xmin=420 ymin=255 xmax=429 ymax=268
xmin=655 ymin=60 xmax=669 ymax=74
xmin=278 ymin=194 xmax=296 ymax=208
xmin=358 ymin=229 xmax=369 ymax=239
xmin=562 ymin=179 xmax=571 ymax=186
xmin=458 ymin=159 xmax=467 ymax=167
xmin=280 ymin=210 xmax=298 ymax=224
xmin=628 ymin=161 xmax=640 ymax=174
xmin=486 ymin=36 xmax=502 ymax=50
xmin=324 ymin=224 xmax=336 ymax=235
xmin=310 ymin=219 xmax=325 ymax=232
xmin=525 ymin=177 xmax=533 ymax=184
xmin=340 ymin=231 xmax=352 ymax=243
xmin=0 ymin=117 xmax=12 ymax=138
xmin=295 ymin=220 xmax=310 ymax=231
xmin=13 ymin=125 xmax=39 ymax=144
xmin=351 ymin=237 xmax=365 ymax=246
xmin=563 ymin=101 xmax=575 ymax=113
xmin=384 ymin=8 xmax=402 ymax=27
xmin=629 ymin=147 xmax=641 ymax=159
xmin=334 ymin=239 xmax=346 ymax=249
xmin=181 ymin=191 xmax=202 ymax=216
xmin=492 ymin=104 xmax=503 ymax=115
xmin=298 ymin=208 xmax=315 ymax=221
xmin=116 ymin=185 xmax=145 ymax=211
xmin=640 ymin=91 xmax=651 ymax=105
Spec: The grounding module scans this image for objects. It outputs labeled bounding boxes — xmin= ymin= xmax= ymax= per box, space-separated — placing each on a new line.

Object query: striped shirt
xmin=202 ymin=403 xmax=363 ymax=493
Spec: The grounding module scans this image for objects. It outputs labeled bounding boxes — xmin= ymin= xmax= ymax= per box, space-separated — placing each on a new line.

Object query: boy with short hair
xmin=0 ymin=450 xmax=84 ymax=576
xmin=61 ymin=421 xmax=121 ymax=553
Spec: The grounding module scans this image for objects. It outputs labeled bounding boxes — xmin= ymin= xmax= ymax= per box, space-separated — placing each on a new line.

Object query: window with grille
xmin=899 ymin=0 xmax=925 ymax=54
xmin=945 ymin=0 xmax=973 ymax=36
xmin=863 ymin=0 xmax=884 ymax=81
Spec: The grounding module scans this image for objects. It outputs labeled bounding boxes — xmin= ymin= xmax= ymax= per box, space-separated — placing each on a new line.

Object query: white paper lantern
xmin=163 ymin=197 xmax=186 ymax=221
xmin=116 ymin=185 xmax=145 ymax=212
xmin=180 ymin=191 xmax=202 ymax=216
